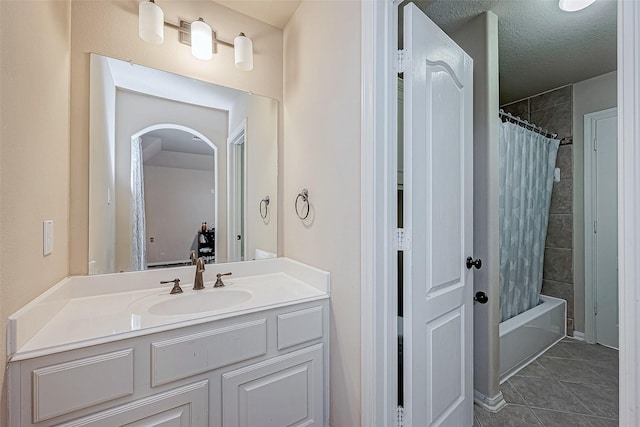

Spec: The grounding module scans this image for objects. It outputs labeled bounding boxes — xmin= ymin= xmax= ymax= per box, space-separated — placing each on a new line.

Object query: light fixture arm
xmin=164 ymin=20 xmax=235 ymax=50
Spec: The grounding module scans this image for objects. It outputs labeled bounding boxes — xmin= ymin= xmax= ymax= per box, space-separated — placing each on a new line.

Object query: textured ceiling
xmin=222 ymin=0 xmax=616 ymax=103
xmin=408 ymin=0 xmax=617 ymax=104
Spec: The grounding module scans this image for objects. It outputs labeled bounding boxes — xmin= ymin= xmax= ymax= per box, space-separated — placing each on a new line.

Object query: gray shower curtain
xmin=131 ymin=136 xmax=147 ymax=271
xmin=499 ymin=120 xmax=560 ymax=322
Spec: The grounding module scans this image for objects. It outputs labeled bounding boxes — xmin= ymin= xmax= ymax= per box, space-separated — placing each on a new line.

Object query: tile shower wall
xmin=502 ymin=86 xmax=575 ymax=335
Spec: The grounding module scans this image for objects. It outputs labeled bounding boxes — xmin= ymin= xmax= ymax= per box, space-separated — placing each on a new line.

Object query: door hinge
xmin=395 ymin=49 xmax=409 ymax=73
xmin=395 ymin=228 xmax=411 ymax=251
xmin=594 ymin=220 xmax=598 ymax=234
xmin=397 ymin=405 xmax=405 ymax=427
xmin=593 ymin=138 xmax=598 ymax=151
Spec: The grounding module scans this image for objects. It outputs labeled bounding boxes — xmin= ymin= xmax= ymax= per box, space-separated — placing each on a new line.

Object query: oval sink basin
xmin=148 ymin=290 xmax=252 ymax=316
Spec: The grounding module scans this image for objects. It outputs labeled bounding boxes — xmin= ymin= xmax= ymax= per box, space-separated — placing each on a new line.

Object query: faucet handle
xmin=214 ymin=272 xmax=232 ymax=288
xmin=161 ymin=278 xmax=183 ymax=294
xmin=196 ymin=257 xmax=206 ymax=271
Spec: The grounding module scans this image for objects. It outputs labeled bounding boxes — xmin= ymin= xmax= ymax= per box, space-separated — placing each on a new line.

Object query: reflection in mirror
xmin=89 ymin=54 xmax=277 ymax=275
xmin=138 ymin=128 xmax=217 ymax=268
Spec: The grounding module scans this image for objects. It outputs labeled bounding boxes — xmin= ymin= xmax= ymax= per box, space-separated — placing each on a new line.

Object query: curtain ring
xmin=295 ymin=189 xmax=310 ymax=220
xmin=259 ymin=196 xmax=270 ymax=219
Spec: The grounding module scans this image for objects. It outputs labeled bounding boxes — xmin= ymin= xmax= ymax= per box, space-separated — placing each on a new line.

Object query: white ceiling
xmin=408 ymin=0 xmax=617 ymax=104
xmin=141 ymin=129 xmax=216 ymax=171
xmin=217 ymin=0 xmax=302 ymax=29
xmin=219 ymin=0 xmax=616 ymax=103
xmin=144 ymin=129 xmax=215 ymax=157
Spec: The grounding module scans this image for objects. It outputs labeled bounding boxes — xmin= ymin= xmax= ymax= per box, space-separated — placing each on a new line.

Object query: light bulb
xmin=191 ymin=18 xmax=212 ymax=60
xmin=234 ymin=33 xmax=253 ymax=71
xmin=559 ymin=0 xmax=597 ymax=12
xmin=139 ymin=0 xmax=164 ymax=44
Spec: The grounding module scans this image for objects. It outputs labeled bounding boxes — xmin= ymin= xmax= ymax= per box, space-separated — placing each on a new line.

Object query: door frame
xmin=361 ymin=0 xmax=640 ymax=426
xmin=583 ymin=107 xmax=617 ymax=344
xmin=227 ymin=119 xmax=247 ymax=262
xmin=360 ymin=0 xmax=399 ymax=426
xmin=617 ymin=1 xmax=640 ymax=421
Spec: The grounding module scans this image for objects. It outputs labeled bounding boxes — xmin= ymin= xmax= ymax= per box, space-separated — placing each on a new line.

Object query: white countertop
xmin=8 ymin=258 xmax=330 ymax=361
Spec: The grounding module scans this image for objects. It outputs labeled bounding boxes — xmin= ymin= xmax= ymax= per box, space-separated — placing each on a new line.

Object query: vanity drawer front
xmin=151 ymin=318 xmax=267 ymax=386
xmin=32 ymin=348 xmax=134 ymax=423
xmin=277 ymin=306 xmax=323 ymax=350
xmin=55 ymin=380 xmax=208 ymax=427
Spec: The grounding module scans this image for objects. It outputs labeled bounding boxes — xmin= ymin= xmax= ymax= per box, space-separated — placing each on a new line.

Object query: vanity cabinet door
xmin=222 ymin=344 xmax=324 ymax=427
xmin=55 ymin=381 xmax=208 ymax=427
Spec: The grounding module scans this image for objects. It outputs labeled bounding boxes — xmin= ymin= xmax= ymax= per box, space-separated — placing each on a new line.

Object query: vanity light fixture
xmin=137 ymin=0 xmax=254 ymax=71
xmin=190 ymin=18 xmax=213 ymax=60
xmin=558 ymin=0 xmax=597 ymax=12
xmin=138 ymin=0 xmax=164 ymax=44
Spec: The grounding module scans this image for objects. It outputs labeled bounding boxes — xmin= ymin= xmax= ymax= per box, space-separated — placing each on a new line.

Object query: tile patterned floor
xmin=474 ymin=338 xmax=619 ymax=426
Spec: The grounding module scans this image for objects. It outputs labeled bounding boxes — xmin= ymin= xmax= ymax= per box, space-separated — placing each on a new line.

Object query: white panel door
xmin=594 ymin=111 xmax=619 ymax=348
xmin=403 ymin=3 xmax=474 ymax=426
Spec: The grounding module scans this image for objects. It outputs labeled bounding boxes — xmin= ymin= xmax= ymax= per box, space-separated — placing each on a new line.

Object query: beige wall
xmin=572 ymin=71 xmax=617 ymax=333
xmin=70 ymin=0 xmax=283 ymax=274
xmin=283 ymin=1 xmax=361 ymax=425
xmin=144 ymin=165 xmax=215 ymax=264
xmin=229 ymin=94 xmax=279 ymax=260
xmin=0 ymin=1 xmax=72 ymax=425
xmin=452 ymin=11 xmax=501 ymax=402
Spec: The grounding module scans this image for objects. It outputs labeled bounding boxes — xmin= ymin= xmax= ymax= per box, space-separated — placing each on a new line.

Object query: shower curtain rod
xmin=499 ymin=109 xmax=558 ymax=139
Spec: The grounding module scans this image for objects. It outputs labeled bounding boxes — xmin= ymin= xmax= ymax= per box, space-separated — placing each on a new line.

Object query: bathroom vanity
xmin=6 ymin=258 xmax=329 ymax=427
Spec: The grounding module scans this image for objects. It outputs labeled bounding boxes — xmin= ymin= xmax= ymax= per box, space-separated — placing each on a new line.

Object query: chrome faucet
xmin=194 ymin=258 xmax=206 ymax=290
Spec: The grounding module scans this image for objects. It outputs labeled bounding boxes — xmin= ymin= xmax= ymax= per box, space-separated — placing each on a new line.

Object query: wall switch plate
xmin=43 ymin=220 xmax=53 ymax=256
xmin=554 ymin=168 xmax=561 ymax=182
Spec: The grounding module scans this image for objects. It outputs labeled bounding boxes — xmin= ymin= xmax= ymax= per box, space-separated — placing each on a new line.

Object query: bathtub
xmin=499 ymin=294 xmax=566 ymax=382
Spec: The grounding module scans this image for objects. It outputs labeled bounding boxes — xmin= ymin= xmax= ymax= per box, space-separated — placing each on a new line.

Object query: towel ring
xmin=295 ymin=189 xmax=310 ymax=220
xmin=259 ymin=196 xmax=270 ymax=219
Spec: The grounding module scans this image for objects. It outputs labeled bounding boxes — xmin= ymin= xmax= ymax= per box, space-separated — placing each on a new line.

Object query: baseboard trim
xmin=572 ymin=331 xmax=585 ymax=341
xmin=473 ymin=390 xmax=507 ymax=413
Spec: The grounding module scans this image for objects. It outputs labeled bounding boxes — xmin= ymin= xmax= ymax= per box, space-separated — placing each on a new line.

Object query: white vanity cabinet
xmin=8 ymin=300 xmax=329 ymax=427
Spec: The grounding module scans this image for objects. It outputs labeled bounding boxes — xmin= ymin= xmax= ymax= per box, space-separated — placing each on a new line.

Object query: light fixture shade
xmin=234 ymin=33 xmax=253 ymax=71
xmin=559 ymin=0 xmax=597 ymax=12
xmin=191 ymin=18 xmax=212 ymax=60
xmin=139 ymin=0 xmax=164 ymax=44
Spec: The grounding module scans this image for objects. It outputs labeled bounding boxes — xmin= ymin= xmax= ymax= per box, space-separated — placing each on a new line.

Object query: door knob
xmin=466 ymin=257 xmax=482 ymax=270
xmin=474 ymin=292 xmax=488 ymax=304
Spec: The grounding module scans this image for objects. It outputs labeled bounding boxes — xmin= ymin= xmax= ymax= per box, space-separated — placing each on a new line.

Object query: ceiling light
xmin=190 ymin=18 xmax=212 ymax=60
xmin=137 ymin=1 xmax=254 ymax=71
xmin=559 ymin=0 xmax=597 ymax=12
xmin=138 ymin=0 xmax=164 ymax=44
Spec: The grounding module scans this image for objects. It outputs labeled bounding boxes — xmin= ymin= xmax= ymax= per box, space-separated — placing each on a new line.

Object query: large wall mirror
xmin=89 ymin=54 xmax=278 ymax=275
